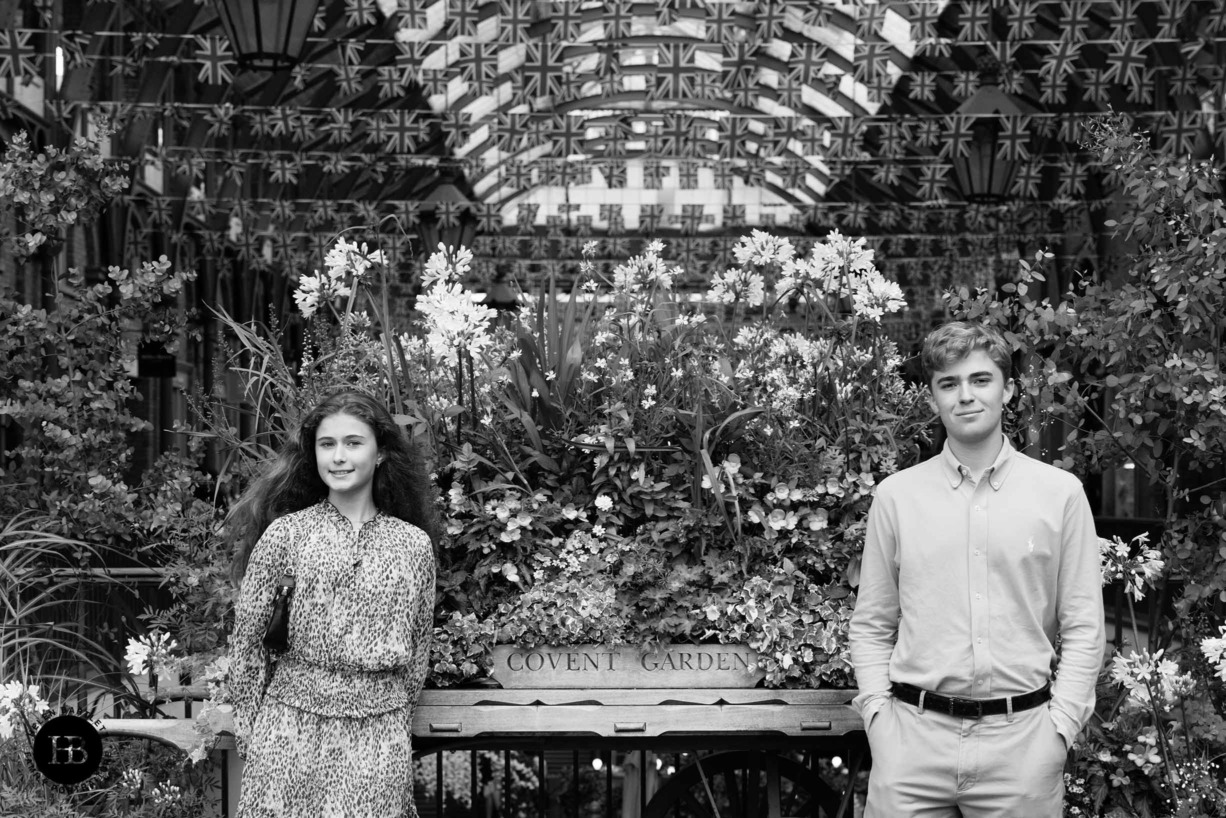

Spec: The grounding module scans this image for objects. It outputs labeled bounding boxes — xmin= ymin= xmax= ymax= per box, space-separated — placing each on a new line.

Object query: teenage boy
xmin=849 ymin=321 xmax=1105 ymax=817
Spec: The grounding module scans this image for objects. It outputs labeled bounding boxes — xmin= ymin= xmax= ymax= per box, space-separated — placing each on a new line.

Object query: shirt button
xmin=974 ymin=504 xmax=981 ymax=511
xmin=975 ymin=593 xmax=982 ymax=599
xmin=974 ymin=550 xmax=981 ymax=556
xmin=977 ymin=638 xmax=983 ymax=644
xmin=976 ymin=679 xmax=983 ymax=685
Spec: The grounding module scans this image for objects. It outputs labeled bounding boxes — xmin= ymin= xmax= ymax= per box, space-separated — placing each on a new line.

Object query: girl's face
xmin=315 ymin=412 xmax=383 ymax=502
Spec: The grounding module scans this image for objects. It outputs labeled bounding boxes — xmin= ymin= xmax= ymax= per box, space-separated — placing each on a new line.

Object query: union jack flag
xmin=334 ymin=61 xmax=363 ymax=96
xmin=270 ymin=199 xmax=297 ymax=225
xmin=827 ymin=117 xmax=863 ymax=157
xmin=521 ymin=43 xmax=566 ymax=98
xmin=381 ymin=111 xmax=421 ymax=154
xmin=148 ymin=197 xmax=172 ymax=226
xmin=678 ymin=161 xmax=700 ymax=189
xmin=1105 ymin=0 xmax=1142 ymax=38
xmin=600 ymin=204 xmax=625 ymax=232
xmin=549 ymin=0 xmax=585 ymax=40
xmin=1011 ymin=162 xmax=1042 ymax=199
xmin=1155 ymin=0 xmax=1190 ymax=38
xmin=957 ymin=1 xmax=992 ymax=41
xmin=268 ymin=156 xmax=301 ymax=185
xmin=1058 ymin=0 xmax=1092 ymax=43
xmin=460 ymin=43 xmax=498 ymax=91
xmin=1124 ymin=67 xmax=1157 ymax=105
xmin=601 ymin=162 xmax=628 ymax=189
xmin=194 ymin=36 xmax=234 ymax=85
xmin=1103 ymin=40 xmax=1148 ymax=88
xmin=654 ymin=43 xmax=696 ymax=99
xmin=997 ymin=116 xmax=1031 ymax=161
xmin=517 ymin=203 xmax=540 ymax=228
xmin=345 ymin=0 xmax=379 ymax=28
xmin=643 ymin=160 xmax=667 ymax=190
xmin=476 ymin=203 xmax=503 ymax=233
xmin=911 ymin=1 xmax=942 ymax=42
xmin=756 ymin=0 xmax=787 ymax=40
xmin=0 ymin=29 xmax=38 ymax=80
xmin=916 ymin=164 xmax=950 ymax=201
xmin=937 ymin=115 xmax=973 ymax=159
xmin=604 ymin=0 xmax=635 ymax=39
xmin=639 ymin=204 xmax=665 ymax=233
xmin=1055 ymin=159 xmax=1087 ymax=198
xmin=677 ymin=204 xmax=704 ymax=234
xmin=1157 ymin=110 xmax=1203 ymax=156
xmin=497 ymin=0 xmax=535 ymax=44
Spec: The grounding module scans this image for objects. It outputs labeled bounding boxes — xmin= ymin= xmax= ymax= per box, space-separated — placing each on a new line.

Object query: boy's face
xmin=927 ymin=349 xmax=1014 ymax=449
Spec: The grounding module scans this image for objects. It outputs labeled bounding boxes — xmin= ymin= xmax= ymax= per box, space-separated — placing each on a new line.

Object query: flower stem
xmin=1141 ymin=674 xmax=1181 ymax=804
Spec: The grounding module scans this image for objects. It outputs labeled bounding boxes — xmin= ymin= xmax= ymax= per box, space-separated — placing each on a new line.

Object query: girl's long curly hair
xmin=227 ymin=390 xmax=441 ymax=585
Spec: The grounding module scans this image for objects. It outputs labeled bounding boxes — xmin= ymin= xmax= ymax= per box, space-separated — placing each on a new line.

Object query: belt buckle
xmin=948 ymin=696 xmax=982 ymax=719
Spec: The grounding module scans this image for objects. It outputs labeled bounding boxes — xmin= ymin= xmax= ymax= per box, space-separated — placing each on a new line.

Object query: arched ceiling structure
xmin=399 ymin=0 xmax=928 ymax=232
xmin=1 ymin=0 xmax=1223 ymax=323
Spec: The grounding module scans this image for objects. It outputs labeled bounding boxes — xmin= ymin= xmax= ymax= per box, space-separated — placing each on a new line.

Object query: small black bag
xmin=262 ymin=575 xmax=296 ymax=653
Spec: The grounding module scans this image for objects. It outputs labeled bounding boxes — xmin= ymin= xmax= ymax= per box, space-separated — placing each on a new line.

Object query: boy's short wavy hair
xmin=920 ymin=321 xmax=1013 ymax=386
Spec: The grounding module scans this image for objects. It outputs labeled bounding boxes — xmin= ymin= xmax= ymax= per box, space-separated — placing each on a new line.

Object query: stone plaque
xmin=489 ymin=644 xmax=765 ymax=688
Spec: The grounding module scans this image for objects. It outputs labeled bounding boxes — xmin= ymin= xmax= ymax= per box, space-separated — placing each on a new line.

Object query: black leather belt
xmin=890 ymin=681 xmax=1051 ymax=719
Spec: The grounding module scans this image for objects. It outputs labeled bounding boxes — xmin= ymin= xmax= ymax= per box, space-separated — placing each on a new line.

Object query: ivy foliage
xmin=950 ymin=111 xmax=1226 ymax=624
xmin=949 ymin=112 xmax=1226 ymax=817
xmin=0 ymin=129 xmax=213 ymax=555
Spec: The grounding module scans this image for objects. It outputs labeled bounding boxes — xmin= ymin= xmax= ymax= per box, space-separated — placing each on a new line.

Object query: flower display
xmin=216 ymin=228 xmax=931 ymax=689
xmin=612 ymin=239 xmax=679 ymax=294
xmin=0 ymin=681 xmax=50 ymax=738
xmin=1109 ymin=649 xmax=1196 ymax=711
xmin=1099 ymin=532 xmax=1165 ymax=601
xmin=291 ymin=235 xmax=389 ymax=318
xmin=124 ymin=630 xmax=180 ymax=678
xmin=1202 ymin=626 xmax=1226 ymax=683
xmin=376 ymin=232 xmax=927 ymax=687
xmin=706 ymin=266 xmax=765 ymax=307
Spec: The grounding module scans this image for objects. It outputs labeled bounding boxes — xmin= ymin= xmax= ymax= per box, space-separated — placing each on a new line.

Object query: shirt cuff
xmin=1048 ymin=706 xmax=1078 ymax=750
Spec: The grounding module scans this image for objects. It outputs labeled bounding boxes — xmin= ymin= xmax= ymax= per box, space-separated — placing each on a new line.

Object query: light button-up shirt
xmin=848 ymin=438 xmax=1106 ymax=746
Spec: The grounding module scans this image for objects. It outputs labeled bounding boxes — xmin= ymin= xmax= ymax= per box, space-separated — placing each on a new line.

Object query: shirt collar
xmin=319 ymin=499 xmax=382 ymax=529
xmin=939 ymin=436 xmax=1015 ymax=491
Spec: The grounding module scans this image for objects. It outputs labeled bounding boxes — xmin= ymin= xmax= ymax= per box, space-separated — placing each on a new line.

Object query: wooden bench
xmin=102 ymin=687 xmax=867 ymax=818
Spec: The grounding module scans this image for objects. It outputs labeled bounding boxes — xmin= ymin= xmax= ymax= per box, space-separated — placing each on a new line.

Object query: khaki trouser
xmin=864 ymin=695 xmax=1067 ymax=817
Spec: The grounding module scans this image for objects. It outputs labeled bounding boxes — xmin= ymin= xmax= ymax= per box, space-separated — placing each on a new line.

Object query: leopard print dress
xmin=230 ymin=501 xmax=435 ymax=818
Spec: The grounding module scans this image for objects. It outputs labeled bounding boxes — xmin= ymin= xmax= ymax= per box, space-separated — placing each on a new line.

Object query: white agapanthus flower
xmin=612 ymin=242 xmax=677 ymax=293
xmin=324 ymin=237 xmax=384 ymax=281
xmin=768 ymin=334 xmax=829 ymax=365
xmin=416 ymin=281 xmax=496 ymax=363
xmin=1099 ymin=533 xmax=1164 ymax=601
xmin=706 ymin=266 xmax=765 ymax=307
xmin=732 ymin=229 xmax=795 ymax=268
xmin=124 ymin=630 xmax=179 ymax=678
xmin=1201 ymin=626 xmax=1226 ymax=682
xmin=805 ymin=229 xmax=877 ymax=287
xmin=777 ymin=231 xmax=901 ymax=323
xmin=415 ymin=244 xmax=492 ymax=362
xmin=776 ymin=254 xmax=836 ymax=299
xmin=0 ymin=681 xmax=51 ymax=736
xmin=422 ymin=243 xmax=473 ymax=289
xmin=293 ymin=237 xmax=385 ymax=318
xmin=850 ymin=268 xmax=907 ymax=322
xmin=293 ymin=270 xmax=352 ymax=318
xmin=1110 ymin=649 xmax=1195 ymax=710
